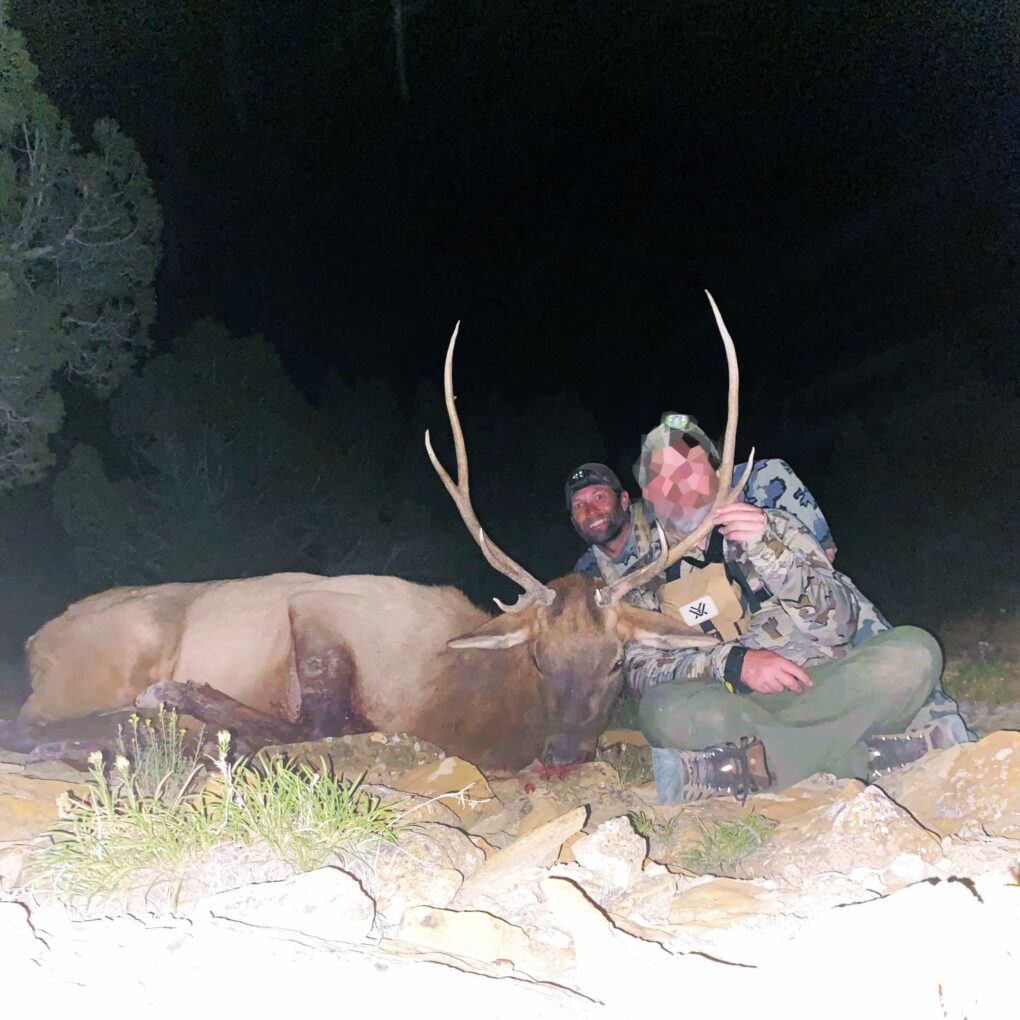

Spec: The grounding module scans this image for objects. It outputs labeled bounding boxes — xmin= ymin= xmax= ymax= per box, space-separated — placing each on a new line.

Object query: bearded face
xmin=640 ymin=439 xmax=720 ymax=533
xmin=570 ymin=485 xmax=630 ymax=547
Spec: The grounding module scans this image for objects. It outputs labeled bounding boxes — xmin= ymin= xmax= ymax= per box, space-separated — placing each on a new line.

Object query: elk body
xmin=9 ymin=294 xmax=750 ymax=770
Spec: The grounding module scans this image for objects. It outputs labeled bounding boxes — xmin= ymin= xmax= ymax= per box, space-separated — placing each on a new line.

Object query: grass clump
xmin=30 ymin=728 xmax=405 ymax=909
xmin=115 ymin=706 xmax=204 ymax=801
xmin=677 ymin=813 xmax=777 ymax=876
xmin=628 ymin=810 xmax=682 ymax=840
xmin=942 ymin=659 xmax=1020 ymax=706
xmin=597 ymin=741 xmax=654 ymax=785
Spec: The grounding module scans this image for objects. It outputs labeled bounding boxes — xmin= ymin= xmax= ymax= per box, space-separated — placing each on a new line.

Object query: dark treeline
xmin=0 ymin=2 xmax=1016 ymax=697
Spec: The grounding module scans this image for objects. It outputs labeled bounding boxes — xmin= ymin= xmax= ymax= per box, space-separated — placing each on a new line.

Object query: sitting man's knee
xmin=887 ymin=625 xmax=943 ymax=691
xmin=638 ymin=681 xmax=736 ymax=748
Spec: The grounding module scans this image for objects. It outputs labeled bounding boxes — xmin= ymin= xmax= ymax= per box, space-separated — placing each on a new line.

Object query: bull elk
xmin=3 ymin=293 xmax=750 ymax=770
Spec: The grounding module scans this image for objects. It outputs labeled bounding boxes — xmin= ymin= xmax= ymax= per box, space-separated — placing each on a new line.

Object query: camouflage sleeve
xmin=742 ymin=459 xmax=837 ymax=555
xmin=624 ymin=642 xmax=730 ymax=696
xmin=744 ymin=509 xmax=859 ymax=648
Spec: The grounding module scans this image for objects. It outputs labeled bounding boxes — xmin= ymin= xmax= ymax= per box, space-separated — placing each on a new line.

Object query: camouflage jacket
xmin=574 ymin=458 xmax=891 ymax=694
xmin=623 ymin=509 xmax=875 ymax=694
xmin=574 ymin=458 xmax=836 ymax=580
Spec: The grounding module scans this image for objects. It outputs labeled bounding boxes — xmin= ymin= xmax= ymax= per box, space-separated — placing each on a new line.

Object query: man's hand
xmin=713 ymin=502 xmax=767 ymax=545
xmin=741 ymin=649 xmax=815 ymax=694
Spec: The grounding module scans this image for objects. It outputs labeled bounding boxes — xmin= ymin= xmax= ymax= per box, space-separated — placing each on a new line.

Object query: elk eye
xmin=610 ymin=657 xmax=624 ymax=674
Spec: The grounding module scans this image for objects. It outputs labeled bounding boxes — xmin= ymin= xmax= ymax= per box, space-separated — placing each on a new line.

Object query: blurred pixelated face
xmin=640 ymin=439 xmax=719 ymax=531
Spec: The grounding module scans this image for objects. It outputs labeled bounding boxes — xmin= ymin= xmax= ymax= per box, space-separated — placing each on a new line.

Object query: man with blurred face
xmin=566 ymin=414 xmax=971 ymax=803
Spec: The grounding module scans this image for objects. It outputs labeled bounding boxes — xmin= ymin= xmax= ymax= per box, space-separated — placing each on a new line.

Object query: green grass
xmin=943 ymin=659 xmax=1020 ymax=706
xmin=29 ymin=728 xmax=406 ymax=910
xmin=676 ymin=813 xmax=777 ymax=876
xmin=628 ymin=809 xmax=682 ymax=840
xmin=115 ymin=706 xmax=204 ymax=801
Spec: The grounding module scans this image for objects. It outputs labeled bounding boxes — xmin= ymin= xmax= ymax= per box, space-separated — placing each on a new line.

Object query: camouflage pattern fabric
xmin=736 ymin=459 xmax=837 ymax=557
xmin=624 ymin=509 xmax=863 ymax=694
xmin=573 ymin=458 xmax=973 ymax=741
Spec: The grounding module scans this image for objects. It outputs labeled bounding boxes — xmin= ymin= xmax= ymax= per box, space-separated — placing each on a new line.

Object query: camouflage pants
xmin=637 ymin=626 xmax=943 ymax=790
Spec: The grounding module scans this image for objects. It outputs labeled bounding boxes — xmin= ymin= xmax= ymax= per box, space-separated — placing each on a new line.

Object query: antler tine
xmin=600 ymin=292 xmax=753 ymax=607
xmin=425 ymin=323 xmax=555 ymax=612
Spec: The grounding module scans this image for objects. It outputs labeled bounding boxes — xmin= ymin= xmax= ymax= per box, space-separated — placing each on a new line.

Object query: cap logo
xmin=664 ymin=413 xmax=690 ymax=429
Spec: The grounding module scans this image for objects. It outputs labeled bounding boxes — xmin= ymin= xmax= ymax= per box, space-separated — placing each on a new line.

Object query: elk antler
xmin=425 ymin=323 xmax=556 ymax=613
xmin=596 ymin=292 xmax=755 ymax=607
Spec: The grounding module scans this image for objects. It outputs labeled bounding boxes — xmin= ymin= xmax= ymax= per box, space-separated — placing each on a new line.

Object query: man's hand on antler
xmin=713 ymin=502 xmax=767 ymax=545
xmin=741 ymin=649 xmax=814 ymax=694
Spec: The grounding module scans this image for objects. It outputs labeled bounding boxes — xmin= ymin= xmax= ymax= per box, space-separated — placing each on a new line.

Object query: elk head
xmin=425 ymin=292 xmax=752 ymax=767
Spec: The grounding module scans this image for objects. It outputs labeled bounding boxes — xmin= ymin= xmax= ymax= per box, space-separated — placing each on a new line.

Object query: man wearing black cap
xmin=566 ymin=463 xmax=638 ymax=568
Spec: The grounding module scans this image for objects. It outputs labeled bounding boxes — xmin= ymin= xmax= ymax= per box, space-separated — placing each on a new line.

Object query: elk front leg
xmin=136 ymin=680 xmax=306 ymax=746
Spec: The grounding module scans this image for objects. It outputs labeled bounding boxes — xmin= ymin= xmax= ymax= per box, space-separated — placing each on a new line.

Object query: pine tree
xmin=0 ymin=19 xmax=160 ymax=488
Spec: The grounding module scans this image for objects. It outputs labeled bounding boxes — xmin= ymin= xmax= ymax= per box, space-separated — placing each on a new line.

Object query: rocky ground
xmin=2 ymin=711 xmax=1019 ymax=1018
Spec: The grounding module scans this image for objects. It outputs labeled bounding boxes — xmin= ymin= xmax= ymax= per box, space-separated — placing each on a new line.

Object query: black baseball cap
xmin=565 ymin=463 xmax=623 ymax=509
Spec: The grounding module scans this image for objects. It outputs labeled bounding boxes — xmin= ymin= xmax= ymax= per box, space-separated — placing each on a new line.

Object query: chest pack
xmin=655 ymin=527 xmax=771 ymax=641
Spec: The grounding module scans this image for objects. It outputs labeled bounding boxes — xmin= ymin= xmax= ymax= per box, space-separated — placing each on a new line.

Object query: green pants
xmin=637 ymin=626 xmax=942 ymax=790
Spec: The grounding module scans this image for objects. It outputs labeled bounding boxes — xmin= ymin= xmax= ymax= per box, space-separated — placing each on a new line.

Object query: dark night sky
xmin=5 ymin=1 xmax=1019 ymax=630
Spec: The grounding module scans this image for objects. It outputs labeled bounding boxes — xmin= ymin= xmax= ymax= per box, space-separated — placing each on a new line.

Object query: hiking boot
xmin=866 ymin=718 xmax=961 ymax=779
xmin=652 ymin=736 xmax=773 ymax=805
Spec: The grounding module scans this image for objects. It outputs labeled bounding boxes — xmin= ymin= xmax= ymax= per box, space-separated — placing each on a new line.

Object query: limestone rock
xmin=483 ymin=761 xmax=651 ymax=840
xmin=0 ymin=840 xmax=36 ymax=891
xmin=193 ymin=866 xmax=375 ymax=941
xmin=350 ymin=823 xmax=484 ymax=930
xmin=454 ymin=806 xmax=586 ymax=905
xmin=753 ymin=780 xmax=942 ymax=887
xmin=877 ymin=730 xmax=1020 ymax=838
xmin=0 ymin=773 xmax=90 ymax=841
xmin=0 ymin=900 xmax=47 ymax=963
xmin=362 ymin=783 xmax=463 ymax=826
xmin=668 ymin=876 xmax=775 ymax=926
xmin=388 ymin=756 xmax=496 ymax=828
xmin=607 ymin=867 xmax=679 ymax=927
xmin=571 ymin=815 xmax=647 ymax=891
xmin=260 ymin=732 xmax=446 ymax=785
xmin=757 ymin=875 xmax=1020 ymax=1019
xmin=395 ymin=905 xmax=576 ymax=983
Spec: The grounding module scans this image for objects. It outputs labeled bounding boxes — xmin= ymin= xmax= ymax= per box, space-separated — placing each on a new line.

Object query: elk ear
xmin=615 ymin=604 xmax=720 ymax=650
xmin=447 ymin=611 xmax=534 ymax=650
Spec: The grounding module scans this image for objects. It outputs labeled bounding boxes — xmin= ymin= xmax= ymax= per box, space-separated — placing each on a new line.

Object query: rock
xmin=23 ymin=759 xmax=93 ymax=783
xmin=0 ymin=900 xmax=47 ymax=963
xmin=752 ymin=780 xmax=942 ymax=888
xmin=349 ymin=823 xmax=485 ymax=930
xmin=260 ymin=733 xmax=446 ymax=785
xmin=757 ymin=876 xmax=1020 ymax=1019
xmin=397 ymin=905 xmax=530 ymax=962
xmin=192 ymin=867 xmax=375 ymax=942
xmin=0 ymin=773 xmax=91 ymax=841
xmin=454 ymin=806 xmax=587 ymax=905
xmin=607 ymin=866 xmax=679 ymax=927
xmin=668 ymin=876 xmax=775 ymax=926
xmin=877 ymin=730 xmax=1020 ymax=838
xmin=483 ymin=761 xmax=652 ymax=840
xmin=362 ymin=783 xmax=463 ymax=826
xmin=0 ymin=840 xmax=37 ymax=891
xmin=388 ymin=756 xmax=496 ymax=828
xmin=541 ymin=875 xmax=754 ymax=1009
xmin=571 ymin=815 xmax=647 ymax=891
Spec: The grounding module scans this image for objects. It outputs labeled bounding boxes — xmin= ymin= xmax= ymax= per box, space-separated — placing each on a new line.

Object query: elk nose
xmin=544 ymin=733 xmax=585 ymax=768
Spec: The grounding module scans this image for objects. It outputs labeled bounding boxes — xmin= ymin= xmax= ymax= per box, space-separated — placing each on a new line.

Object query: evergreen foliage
xmin=54 ymin=320 xmax=337 ymax=586
xmin=0 ymin=20 xmax=160 ymax=489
